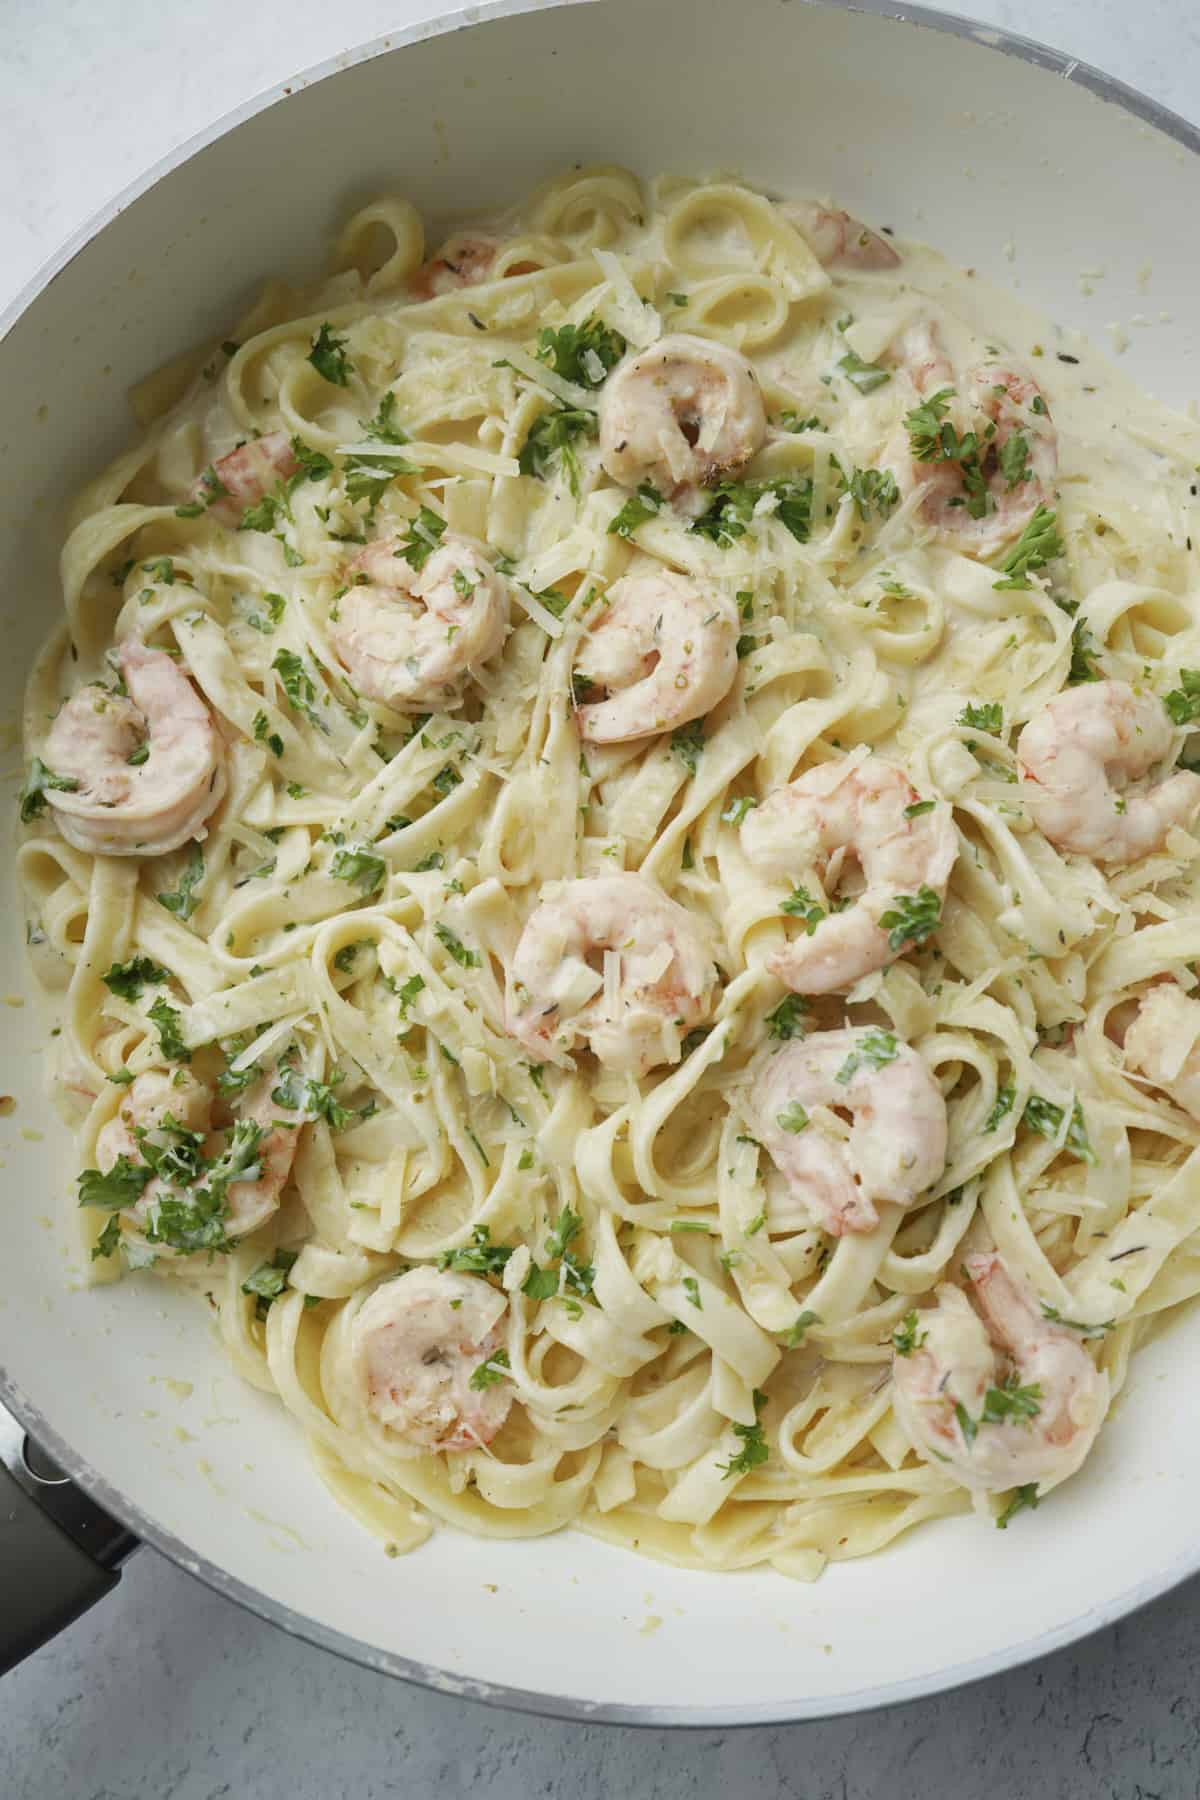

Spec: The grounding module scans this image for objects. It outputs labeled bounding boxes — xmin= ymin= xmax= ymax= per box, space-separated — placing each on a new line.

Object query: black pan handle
xmin=0 ymin=1399 xmax=138 ymax=1675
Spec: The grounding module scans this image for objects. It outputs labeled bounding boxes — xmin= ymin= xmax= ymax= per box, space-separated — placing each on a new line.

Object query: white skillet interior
xmin=1 ymin=0 xmax=1199 ymax=1723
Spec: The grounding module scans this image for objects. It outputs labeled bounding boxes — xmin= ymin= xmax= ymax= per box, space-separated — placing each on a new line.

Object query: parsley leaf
xmin=78 ymin=1156 xmax=153 ymax=1211
xmin=1066 ymin=617 xmax=1102 ymax=685
xmin=765 ymin=995 xmax=809 ymax=1040
xmin=892 ymin=1309 xmax=927 ymax=1356
xmin=878 ymin=885 xmax=942 ymax=953
xmin=993 ymin=505 xmax=1064 ymax=590
xmin=775 ymin=1101 xmax=809 ymax=1134
xmin=253 ymin=710 xmax=284 ymax=758
xmin=718 ymin=1389 xmax=770 ymax=1477
xmin=838 ymin=349 xmax=891 ymax=395
xmin=1039 ymin=1303 xmax=1115 ymax=1340
xmin=308 ymin=322 xmax=353 ymax=386
xmin=904 ymin=387 xmax=956 ymax=459
xmin=608 ymin=483 xmax=663 ymax=539
xmin=691 ymin=477 xmax=812 ymax=548
xmin=271 ymin=1067 xmax=354 ymax=1132
xmin=1021 ymin=1095 xmax=1096 ymax=1165
xmin=780 ymin=885 xmax=826 ymax=934
xmin=835 ymin=1029 xmax=898 ymax=1085
xmin=434 ymin=923 xmax=480 ymax=968
xmin=156 ymin=846 xmax=205 ymax=921
xmin=1164 ymin=669 xmax=1200 ymax=726
xmin=148 ymin=996 xmax=191 ymax=1062
xmin=846 ymin=466 xmax=900 ymax=521
xmin=519 ymin=406 xmax=598 ymax=496
xmin=958 ymin=701 xmax=1003 ymax=733
xmin=784 ymin=1311 xmax=820 ymax=1348
xmin=985 ymin=1082 xmax=1016 ymax=1132
xmin=682 ymin=1275 xmax=703 ymax=1310
xmin=241 ymin=1248 xmax=299 ymax=1319
xmin=398 ymin=506 xmax=447 ymax=571
xmin=904 ymin=799 xmax=936 ymax=819
xmin=469 ymin=1348 xmax=511 ymax=1391
xmin=981 ymin=1377 xmax=1042 ymax=1426
xmin=996 ymin=1483 xmax=1040 ymax=1530
xmin=102 ymin=956 xmax=169 ymax=1001
xmin=331 ymin=845 xmax=387 ymax=894
xmin=998 ymin=430 xmax=1032 ymax=489
xmin=361 ymin=392 xmax=408 ymax=444
xmin=19 ymin=758 xmax=79 ymax=823
xmin=670 ymin=719 xmax=705 ymax=777
xmin=272 ymin=649 xmax=325 ymax=731
xmin=437 ymin=1225 xmax=512 ymax=1276
xmin=535 ymin=317 xmax=626 ymax=387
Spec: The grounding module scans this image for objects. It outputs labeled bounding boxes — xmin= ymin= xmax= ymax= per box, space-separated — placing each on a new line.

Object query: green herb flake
xmin=156 ymin=846 xmax=205 ymax=921
xmin=835 ymin=1028 xmax=898 ymax=1085
xmin=308 ymin=322 xmax=353 ymax=386
xmin=19 ymin=758 xmax=79 ymax=824
xmin=878 ymin=885 xmax=942 ymax=953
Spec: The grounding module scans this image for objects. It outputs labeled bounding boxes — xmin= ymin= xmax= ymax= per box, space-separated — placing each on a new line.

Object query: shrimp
xmin=195 ymin=430 xmax=298 ymax=525
xmin=93 ymin=1062 xmax=304 ymax=1254
xmin=506 ymin=873 xmax=720 ymax=1076
xmin=1123 ymin=983 xmax=1200 ymax=1119
xmin=352 ymin=1266 xmax=511 ymax=1451
xmin=599 ymin=333 xmax=766 ymax=512
xmin=1017 ymin=679 xmax=1200 ymax=863
xmin=409 ymin=235 xmax=498 ymax=300
xmin=781 ymin=200 xmax=900 ymax=271
xmin=574 ymin=570 xmax=739 ymax=744
xmin=887 ymin=321 xmax=1057 ymax=558
xmin=40 ymin=638 xmax=226 ymax=857
xmin=741 ymin=759 xmax=957 ymax=994
xmin=892 ymin=1252 xmax=1109 ymax=1494
xmin=329 ymin=531 xmax=510 ymax=707
xmin=751 ymin=1029 xmax=947 ymax=1237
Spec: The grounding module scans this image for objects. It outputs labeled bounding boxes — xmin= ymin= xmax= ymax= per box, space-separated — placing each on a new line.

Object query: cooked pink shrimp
xmin=574 ymin=571 xmax=738 ymax=744
xmin=886 ymin=321 xmax=1057 ymax=558
xmin=1123 ymin=983 xmax=1200 ymax=1118
xmin=409 ymin=235 xmax=499 ymax=300
xmin=93 ymin=1062 xmax=304 ymax=1253
xmin=599 ymin=333 xmax=766 ymax=511
xmin=1018 ymin=680 xmax=1200 ymax=863
xmin=892 ymin=1252 xmax=1110 ymax=1494
xmin=329 ymin=530 xmax=510 ymax=707
xmin=39 ymin=638 xmax=226 ymax=857
xmin=507 ymin=873 xmax=720 ymax=1076
xmin=742 ymin=759 xmax=957 ymax=995
xmin=752 ymin=1029 xmax=947 ymax=1237
xmin=781 ymin=200 xmax=900 ymax=271
xmin=196 ymin=430 xmax=298 ymax=525
xmin=352 ymin=1266 xmax=512 ymax=1451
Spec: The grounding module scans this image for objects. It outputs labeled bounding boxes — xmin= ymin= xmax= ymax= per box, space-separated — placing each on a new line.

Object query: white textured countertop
xmin=5 ymin=1 xmax=1200 ymax=1793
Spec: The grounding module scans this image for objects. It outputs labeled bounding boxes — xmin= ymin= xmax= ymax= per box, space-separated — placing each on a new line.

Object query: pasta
xmin=19 ymin=165 xmax=1200 ymax=1580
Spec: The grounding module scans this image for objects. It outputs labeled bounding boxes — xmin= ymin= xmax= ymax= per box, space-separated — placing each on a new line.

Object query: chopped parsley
xmin=394 ymin=974 xmax=425 ymax=1014
xmin=904 ymin=387 xmax=956 ymax=460
xmin=838 ymin=349 xmax=891 ymax=395
xmin=469 ymin=1349 xmax=511 ymax=1391
xmin=398 ymin=505 xmax=447 ymax=571
xmin=721 ymin=795 xmax=757 ymax=827
xmin=892 ymin=1309 xmax=927 ymax=1356
xmin=681 ymin=1275 xmax=703 ymax=1310
xmin=331 ymin=845 xmax=387 ymax=894
xmin=271 ymin=649 xmax=325 ymax=731
xmin=691 ymin=477 xmax=812 ymax=548
xmin=1066 ymin=617 xmax=1102 ymax=685
xmin=241 ymin=1248 xmax=299 ymax=1320
xmin=156 ymin=846 xmax=205 ymax=921
xmin=846 ymin=466 xmax=900 ymax=521
xmin=878 ymin=885 xmax=942 ymax=953
xmin=307 ymin=322 xmax=353 ymax=385
xmin=981 ymin=1376 xmax=1042 ymax=1426
xmin=985 ymin=1081 xmax=1016 ymax=1132
xmin=775 ymin=1101 xmax=809 ymax=1135
xmin=102 ymin=956 xmax=169 ymax=1001
xmin=437 ymin=1225 xmax=512 ymax=1276
xmin=1022 ymin=1095 xmax=1096 ymax=1164
xmin=148 ymin=997 xmax=191 ymax=1062
xmin=607 ymin=482 xmax=662 ymax=539
xmin=518 ymin=405 xmax=598 ymax=497
xmin=998 ymin=430 xmax=1032 ymax=489
xmin=271 ymin=1067 xmax=354 ymax=1132
xmin=535 ymin=317 xmax=626 ymax=387
xmin=993 ymin=505 xmax=1064 ymax=591
xmin=780 ymin=884 xmax=826 ymax=934
xmin=904 ymin=799 xmax=936 ymax=819
xmin=671 ymin=719 xmax=705 ymax=777
xmin=958 ymin=701 xmax=1003 ymax=733
xmin=996 ymin=1483 xmax=1040 ymax=1530
xmin=253 ymin=711 xmax=284 ymax=758
xmin=784 ymin=1311 xmax=820 ymax=1348
xmin=19 ymin=758 xmax=79 ymax=824
xmin=77 ymin=1156 xmax=153 ymax=1211
xmin=1164 ymin=669 xmax=1200 ymax=726
xmin=835 ymin=1029 xmax=898 ymax=1085
xmin=1039 ymin=1303 xmax=1114 ymax=1340
xmin=434 ymin=924 xmax=480 ymax=968
xmin=718 ymin=1389 xmax=769 ymax=1478
xmin=765 ymin=995 xmax=809 ymax=1040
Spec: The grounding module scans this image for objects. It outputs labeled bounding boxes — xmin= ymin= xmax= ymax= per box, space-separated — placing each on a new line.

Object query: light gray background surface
xmin=3 ymin=1 xmax=1200 ymax=1794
